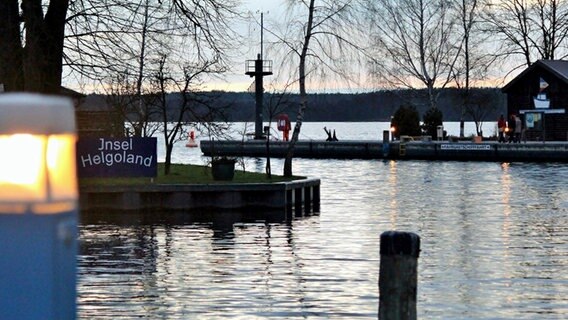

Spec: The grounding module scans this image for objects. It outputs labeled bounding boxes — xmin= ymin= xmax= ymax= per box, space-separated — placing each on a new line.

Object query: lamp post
xmin=0 ymin=93 xmax=78 ymax=319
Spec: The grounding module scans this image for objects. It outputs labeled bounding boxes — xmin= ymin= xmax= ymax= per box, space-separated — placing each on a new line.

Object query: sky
xmin=204 ymin=0 xmax=287 ymax=93
xmin=179 ymin=0 xmax=516 ymax=93
xmin=214 ymin=0 xmax=532 ymax=94
xmin=63 ymin=0 xmax=288 ymax=94
xmin=62 ymin=0 xmax=519 ymax=94
xmin=206 ymin=0 xmax=374 ymax=94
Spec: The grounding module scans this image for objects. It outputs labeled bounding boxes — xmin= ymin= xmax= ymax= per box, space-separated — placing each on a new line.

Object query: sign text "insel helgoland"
xmin=77 ymin=137 xmax=157 ymax=177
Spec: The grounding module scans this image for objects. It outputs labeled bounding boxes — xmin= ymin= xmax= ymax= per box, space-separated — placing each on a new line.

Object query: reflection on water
xmin=78 ymin=158 xmax=568 ymax=319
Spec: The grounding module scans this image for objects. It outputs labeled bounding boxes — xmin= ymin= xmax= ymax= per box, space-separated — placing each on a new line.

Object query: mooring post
xmin=312 ymin=185 xmax=320 ymax=213
xmin=304 ymin=186 xmax=312 ymax=214
xmin=383 ymin=130 xmax=390 ymax=158
xmin=379 ymin=231 xmax=420 ymax=320
xmin=294 ymin=187 xmax=303 ymax=214
xmin=286 ymin=189 xmax=293 ymax=213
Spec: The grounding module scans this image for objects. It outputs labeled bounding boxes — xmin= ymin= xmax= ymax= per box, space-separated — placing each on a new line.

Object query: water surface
xmin=78 ymin=122 xmax=568 ymax=319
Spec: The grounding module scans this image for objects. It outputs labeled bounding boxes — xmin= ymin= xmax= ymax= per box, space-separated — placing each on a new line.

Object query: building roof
xmin=502 ymin=60 xmax=568 ymax=92
xmin=59 ymin=86 xmax=86 ymax=98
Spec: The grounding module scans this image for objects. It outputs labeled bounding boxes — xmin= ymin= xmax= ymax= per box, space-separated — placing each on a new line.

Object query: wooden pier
xmin=200 ymin=139 xmax=568 ymax=162
xmin=80 ymin=178 xmax=320 ymax=215
xmin=202 ymin=139 xmax=383 ymax=159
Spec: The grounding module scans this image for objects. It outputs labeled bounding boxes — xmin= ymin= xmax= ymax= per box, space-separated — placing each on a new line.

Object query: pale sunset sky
xmin=64 ymin=0 xmax=518 ymax=93
xmin=206 ymin=0 xmax=288 ymax=93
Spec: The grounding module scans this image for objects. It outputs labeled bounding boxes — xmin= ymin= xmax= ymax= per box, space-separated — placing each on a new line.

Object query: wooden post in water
xmin=312 ymin=185 xmax=320 ymax=212
xmin=294 ymin=187 xmax=303 ymax=215
xmin=304 ymin=187 xmax=312 ymax=214
xmin=379 ymin=231 xmax=420 ymax=320
xmin=383 ymin=130 xmax=390 ymax=158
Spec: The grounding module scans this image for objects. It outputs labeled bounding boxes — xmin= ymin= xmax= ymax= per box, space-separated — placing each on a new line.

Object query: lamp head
xmin=0 ymin=93 xmax=77 ymax=214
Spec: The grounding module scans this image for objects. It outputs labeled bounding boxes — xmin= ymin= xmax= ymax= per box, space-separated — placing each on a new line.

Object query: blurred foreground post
xmin=379 ymin=231 xmax=420 ymax=320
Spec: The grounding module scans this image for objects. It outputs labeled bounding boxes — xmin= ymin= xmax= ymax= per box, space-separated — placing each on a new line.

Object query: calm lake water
xmin=77 ymin=122 xmax=568 ymax=319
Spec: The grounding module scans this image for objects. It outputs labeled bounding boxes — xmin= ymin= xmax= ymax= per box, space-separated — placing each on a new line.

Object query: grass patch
xmin=79 ymin=163 xmax=304 ymax=187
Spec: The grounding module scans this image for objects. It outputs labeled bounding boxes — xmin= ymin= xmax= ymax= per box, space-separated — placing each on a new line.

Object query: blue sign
xmin=77 ymin=137 xmax=157 ymax=177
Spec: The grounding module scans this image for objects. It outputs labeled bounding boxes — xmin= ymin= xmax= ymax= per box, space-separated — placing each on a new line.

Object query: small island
xmin=80 ymin=163 xmax=320 ymax=215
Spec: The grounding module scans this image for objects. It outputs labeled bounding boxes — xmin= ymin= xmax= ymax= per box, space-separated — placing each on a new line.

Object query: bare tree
xmin=104 ymin=72 xmax=161 ymax=137
xmin=368 ymin=0 xmax=462 ymax=110
xmin=263 ymin=83 xmax=295 ymax=178
xmin=482 ymin=0 xmax=568 ymax=70
xmin=1 ymin=0 xmax=241 ymax=94
xmin=152 ymin=54 xmax=227 ymax=175
xmin=66 ymin=0 xmax=241 ymax=84
xmin=454 ymin=0 xmax=496 ymax=137
xmin=269 ymin=0 xmax=367 ymax=177
xmin=99 ymin=0 xmax=168 ymax=137
xmin=464 ymin=88 xmax=502 ymax=136
xmin=460 ymin=0 xmax=477 ymax=92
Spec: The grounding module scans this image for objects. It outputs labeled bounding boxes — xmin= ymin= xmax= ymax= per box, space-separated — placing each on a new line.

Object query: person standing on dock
xmin=498 ymin=114 xmax=506 ymax=143
xmin=508 ymin=114 xmax=517 ymax=143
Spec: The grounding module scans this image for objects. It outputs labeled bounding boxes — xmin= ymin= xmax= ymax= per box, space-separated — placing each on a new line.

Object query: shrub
xmin=422 ymin=107 xmax=443 ymax=139
xmin=391 ymin=105 xmax=421 ymax=139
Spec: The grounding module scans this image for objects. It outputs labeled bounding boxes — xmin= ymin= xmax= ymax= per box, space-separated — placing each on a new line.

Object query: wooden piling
xmin=294 ymin=187 xmax=303 ymax=214
xmin=312 ymin=185 xmax=320 ymax=212
xmin=379 ymin=231 xmax=420 ymax=320
xmin=286 ymin=189 xmax=293 ymax=213
xmin=383 ymin=130 xmax=390 ymax=157
xmin=304 ymin=187 xmax=312 ymax=214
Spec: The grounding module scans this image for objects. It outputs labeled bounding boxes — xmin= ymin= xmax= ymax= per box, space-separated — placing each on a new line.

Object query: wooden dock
xmin=202 ymin=139 xmax=383 ymax=159
xmin=200 ymin=139 xmax=568 ymax=162
xmin=80 ymin=178 xmax=321 ymax=215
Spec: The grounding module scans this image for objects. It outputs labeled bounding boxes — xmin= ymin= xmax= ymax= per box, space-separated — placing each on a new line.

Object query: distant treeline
xmin=82 ymin=87 xmax=506 ymax=122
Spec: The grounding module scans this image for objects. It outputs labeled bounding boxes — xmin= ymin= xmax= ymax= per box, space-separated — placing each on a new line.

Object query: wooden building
xmin=502 ymin=60 xmax=568 ymax=141
xmin=59 ymin=88 xmax=124 ymax=137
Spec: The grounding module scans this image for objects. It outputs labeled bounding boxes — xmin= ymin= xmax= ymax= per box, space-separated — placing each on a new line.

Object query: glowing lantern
xmin=0 ymin=93 xmax=78 ymax=319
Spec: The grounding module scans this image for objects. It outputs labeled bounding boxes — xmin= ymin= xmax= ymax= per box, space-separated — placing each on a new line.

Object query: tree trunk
xmin=0 ymin=0 xmax=23 ymax=91
xmin=164 ymin=143 xmax=173 ymax=175
xmin=265 ymin=135 xmax=272 ymax=178
xmin=284 ymin=0 xmax=315 ymax=177
xmin=0 ymin=0 xmax=69 ymax=93
xmin=284 ymin=98 xmax=308 ymax=177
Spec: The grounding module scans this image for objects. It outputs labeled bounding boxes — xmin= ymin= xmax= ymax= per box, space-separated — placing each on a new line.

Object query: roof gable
xmin=502 ymin=60 xmax=568 ymax=92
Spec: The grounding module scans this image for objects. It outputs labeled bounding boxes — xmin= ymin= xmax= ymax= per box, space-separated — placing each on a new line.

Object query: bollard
xmin=379 ymin=231 xmax=420 ymax=320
